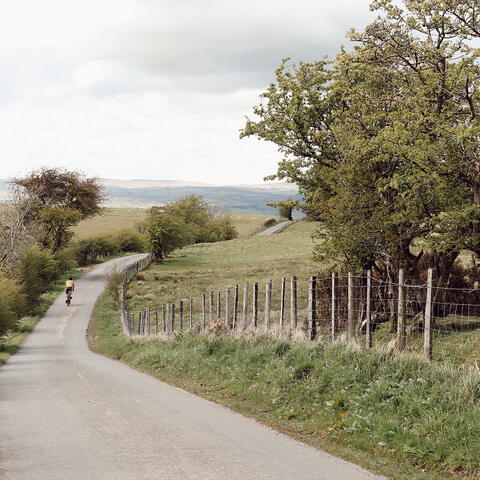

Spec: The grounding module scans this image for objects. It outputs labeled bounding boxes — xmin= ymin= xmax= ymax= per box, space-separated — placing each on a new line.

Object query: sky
xmin=0 ymin=0 xmax=374 ymax=184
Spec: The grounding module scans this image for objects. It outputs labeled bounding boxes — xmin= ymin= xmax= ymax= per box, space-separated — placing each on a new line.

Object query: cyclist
xmin=65 ymin=277 xmax=75 ymax=304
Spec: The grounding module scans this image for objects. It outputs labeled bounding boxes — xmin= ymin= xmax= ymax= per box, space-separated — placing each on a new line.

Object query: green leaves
xmin=242 ymin=1 xmax=480 ymax=279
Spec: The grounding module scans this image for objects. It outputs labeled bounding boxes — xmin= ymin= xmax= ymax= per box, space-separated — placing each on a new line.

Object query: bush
xmin=202 ymin=216 xmax=238 ymax=242
xmin=113 ymin=229 xmax=146 ymax=253
xmin=72 ymin=235 xmax=120 ymax=266
xmin=54 ymin=247 xmax=78 ymax=273
xmin=19 ymin=246 xmax=59 ymax=306
xmin=70 ymin=229 xmax=146 ymax=266
xmin=263 ymin=218 xmax=277 ymax=227
xmin=0 ymin=275 xmax=27 ymax=336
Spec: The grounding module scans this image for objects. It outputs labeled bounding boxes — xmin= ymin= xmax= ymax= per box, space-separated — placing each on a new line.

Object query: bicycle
xmin=66 ymin=288 xmax=73 ymax=306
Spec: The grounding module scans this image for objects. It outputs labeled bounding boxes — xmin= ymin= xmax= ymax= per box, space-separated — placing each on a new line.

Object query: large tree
xmin=13 ymin=168 xmax=104 ymax=253
xmin=242 ymin=0 xmax=480 ymax=283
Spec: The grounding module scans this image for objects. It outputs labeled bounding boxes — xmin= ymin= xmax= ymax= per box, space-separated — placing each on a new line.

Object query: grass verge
xmin=0 ymin=269 xmax=81 ymax=366
xmin=90 ymin=287 xmax=480 ymax=480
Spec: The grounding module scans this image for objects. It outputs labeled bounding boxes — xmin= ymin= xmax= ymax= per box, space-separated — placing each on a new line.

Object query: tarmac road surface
xmin=258 ymin=220 xmax=294 ymax=236
xmin=0 ymin=255 xmax=386 ymax=480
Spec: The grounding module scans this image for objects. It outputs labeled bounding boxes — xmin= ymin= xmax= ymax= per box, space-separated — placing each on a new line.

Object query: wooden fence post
xmin=209 ymin=292 xmax=214 ymax=325
xmin=347 ymin=272 xmax=355 ymax=343
xmin=171 ymin=303 xmax=175 ymax=332
xmin=290 ymin=276 xmax=297 ymax=329
xmin=242 ymin=283 xmax=248 ymax=328
xmin=189 ymin=298 xmax=193 ymax=330
xmin=233 ymin=285 xmax=239 ymax=329
xmin=331 ymin=272 xmax=337 ymax=341
xmin=252 ymin=282 xmax=258 ymax=328
xmin=216 ymin=291 xmax=221 ymax=318
xmin=308 ymin=276 xmax=317 ymax=340
xmin=424 ymin=268 xmax=434 ymax=361
xmin=146 ymin=308 xmax=150 ymax=335
xmin=264 ymin=280 xmax=272 ymax=330
xmin=166 ymin=304 xmax=170 ymax=334
xmin=365 ymin=270 xmax=372 ymax=348
xmin=280 ymin=277 xmax=286 ymax=328
xmin=225 ymin=288 xmax=231 ymax=328
xmin=162 ymin=304 xmax=166 ymax=332
xmin=201 ymin=294 xmax=206 ymax=331
xmin=137 ymin=311 xmax=141 ymax=335
xmin=179 ymin=300 xmax=184 ymax=331
xmin=396 ymin=268 xmax=406 ymax=352
xmin=155 ymin=307 xmax=159 ymax=335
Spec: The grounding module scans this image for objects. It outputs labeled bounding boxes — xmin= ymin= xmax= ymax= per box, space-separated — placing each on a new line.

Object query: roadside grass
xmin=125 ymin=221 xmax=321 ymax=312
xmin=372 ymin=321 xmax=480 ymax=368
xmin=73 ymin=209 xmax=272 ymax=239
xmin=0 ymin=269 xmax=81 ymax=366
xmin=90 ymin=288 xmax=480 ymax=480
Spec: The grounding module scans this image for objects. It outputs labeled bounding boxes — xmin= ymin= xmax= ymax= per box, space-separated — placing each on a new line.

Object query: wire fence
xmin=120 ymin=264 xmax=480 ymax=366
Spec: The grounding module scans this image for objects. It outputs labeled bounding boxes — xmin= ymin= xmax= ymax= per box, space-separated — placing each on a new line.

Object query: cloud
xmin=95 ymin=0 xmax=374 ymax=91
xmin=0 ymin=0 xmax=374 ymax=183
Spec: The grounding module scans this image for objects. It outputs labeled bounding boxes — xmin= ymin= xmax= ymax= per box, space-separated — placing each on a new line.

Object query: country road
xmin=257 ymin=220 xmax=294 ymax=236
xmin=0 ymin=255 xmax=385 ymax=480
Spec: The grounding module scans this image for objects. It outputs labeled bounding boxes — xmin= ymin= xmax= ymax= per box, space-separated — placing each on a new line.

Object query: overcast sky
xmin=0 ymin=0 xmax=374 ymax=184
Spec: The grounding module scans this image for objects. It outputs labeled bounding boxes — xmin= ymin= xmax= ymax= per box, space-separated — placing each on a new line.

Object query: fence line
xmin=121 ymin=266 xmax=480 ymax=365
xmin=119 ymin=254 xmax=154 ymax=336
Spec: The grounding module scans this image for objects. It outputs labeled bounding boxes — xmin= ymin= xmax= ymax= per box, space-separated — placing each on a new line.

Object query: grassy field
xmin=73 ymin=208 xmax=273 ymax=239
xmin=72 ymin=208 xmax=147 ymax=238
xmin=125 ymin=221 xmax=321 ymax=311
xmin=91 ymin=288 xmax=480 ymax=480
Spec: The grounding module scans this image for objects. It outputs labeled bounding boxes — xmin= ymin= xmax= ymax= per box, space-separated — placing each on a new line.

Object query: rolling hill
xmin=0 ymin=178 xmax=301 ymax=215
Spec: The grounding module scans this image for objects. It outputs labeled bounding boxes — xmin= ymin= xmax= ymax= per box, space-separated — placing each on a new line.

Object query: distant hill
xmin=0 ymin=178 xmax=301 ymax=215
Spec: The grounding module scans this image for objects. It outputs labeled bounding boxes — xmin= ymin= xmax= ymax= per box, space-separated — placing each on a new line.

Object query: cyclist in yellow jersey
xmin=65 ymin=278 xmax=75 ymax=296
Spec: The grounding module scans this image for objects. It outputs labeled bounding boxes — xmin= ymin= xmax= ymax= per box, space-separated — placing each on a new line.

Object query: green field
xmin=73 ymin=209 xmax=273 ymax=239
xmin=125 ymin=221 xmax=321 ymax=312
xmin=72 ymin=208 xmax=147 ymax=238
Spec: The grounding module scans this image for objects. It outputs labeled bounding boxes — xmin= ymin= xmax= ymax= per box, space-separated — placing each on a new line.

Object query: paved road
xmin=0 ymin=255 xmax=385 ymax=480
xmin=258 ymin=221 xmax=294 ymax=236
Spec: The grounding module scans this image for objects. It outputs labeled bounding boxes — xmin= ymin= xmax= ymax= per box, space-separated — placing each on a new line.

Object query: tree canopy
xmin=145 ymin=195 xmax=238 ymax=262
xmin=242 ymin=0 xmax=480 ymax=282
xmin=12 ymin=168 xmax=104 ymax=253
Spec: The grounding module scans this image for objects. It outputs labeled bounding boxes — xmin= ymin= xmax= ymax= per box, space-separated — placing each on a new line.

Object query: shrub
xmin=202 ymin=216 xmax=238 ymax=242
xmin=0 ymin=275 xmax=27 ymax=336
xmin=72 ymin=235 xmax=120 ymax=266
xmin=54 ymin=247 xmax=78 ymax=273
xmin=19 ymin=246 xmax=58 ymax=306
xmin=114 ymin=229 xmax=146 ymax=253
xmin=263 ymin=218 xmax=277 ymax=227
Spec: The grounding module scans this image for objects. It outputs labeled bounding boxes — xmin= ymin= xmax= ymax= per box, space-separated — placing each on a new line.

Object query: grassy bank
xmin=125 ymin=221 xmax=320 ymax=311
xmin=90 ymin=287 xmax=480 ymax=480
xmin=0 ymin=269 xmax=80 ymax=366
